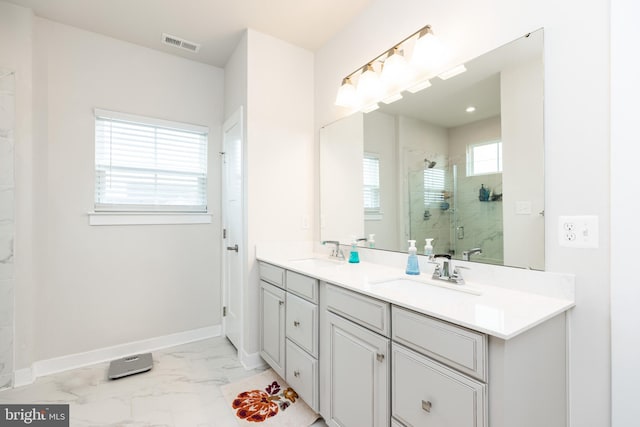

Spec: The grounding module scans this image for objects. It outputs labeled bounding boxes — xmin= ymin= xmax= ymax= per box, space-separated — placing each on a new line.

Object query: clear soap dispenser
xmin=424 ymin=238 xmax=434 ymax=257
xmin=406 ymin=240 xmax=420 ymax=275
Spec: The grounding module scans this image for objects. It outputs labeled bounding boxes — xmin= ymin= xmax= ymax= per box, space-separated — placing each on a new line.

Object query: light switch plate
xmin=515 ymin=201 xmax=532 ymax=215
xmin=558 ymin=215 xmax=599 ymax=248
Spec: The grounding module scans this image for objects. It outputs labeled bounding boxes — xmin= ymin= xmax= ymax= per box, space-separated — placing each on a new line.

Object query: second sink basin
xmin=369 ymin=277 xmax=482 ymax=296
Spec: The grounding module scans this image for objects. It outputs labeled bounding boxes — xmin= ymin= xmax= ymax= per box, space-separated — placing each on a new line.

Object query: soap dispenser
xmin=424 ymin=238 xmax=434 ymax=257
xmin=405 ymin=240 xmax=420 ymax=275
xmin=368 ymin=234 xmax=376 ymax=249
xmin=348 ymin=238 xmax=360 ymax=264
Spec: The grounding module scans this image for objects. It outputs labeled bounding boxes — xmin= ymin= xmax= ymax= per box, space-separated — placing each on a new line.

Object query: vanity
xmin=257 ymin=251 xmax=574 ymax=427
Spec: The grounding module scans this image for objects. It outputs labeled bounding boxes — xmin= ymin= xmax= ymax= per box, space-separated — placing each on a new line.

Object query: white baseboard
xmin=240 ymin=349 xmax=267 ymax=370
xmin=13 ymin=325 xmax=221 ymax=387
xmin=13 ymin=368 xmax=34 ymax=388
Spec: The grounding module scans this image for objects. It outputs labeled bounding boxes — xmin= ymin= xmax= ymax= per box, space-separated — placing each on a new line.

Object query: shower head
xmin=424 ymin=158 xmax=437 ymax=169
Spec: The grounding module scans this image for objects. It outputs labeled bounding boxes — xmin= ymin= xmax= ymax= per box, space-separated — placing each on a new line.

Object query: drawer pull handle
xmin=422 ymin=400 xmax=432 ymax=413
xmin=376 ymin=353 xmax=385 ymax=362
xmin=294 ymin=370 xmax=300 ymax=377
xmin=293 ymin=321 xmax=300 ymax=327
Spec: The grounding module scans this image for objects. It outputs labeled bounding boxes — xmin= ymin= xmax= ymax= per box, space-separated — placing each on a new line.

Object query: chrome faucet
xmin=462 ymin=247 xmax=483 ymax=261
xmin=431 ymin=254 xmax=465 ymax=285
xmin=322 ymin=240 xmax=345 ymax=261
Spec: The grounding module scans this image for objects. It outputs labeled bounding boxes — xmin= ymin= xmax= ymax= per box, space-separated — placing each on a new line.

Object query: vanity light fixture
xmin=335 ymin=77 xmax=357 ymax=107
xmin=334 ymin=24 xmax=450 ymax=111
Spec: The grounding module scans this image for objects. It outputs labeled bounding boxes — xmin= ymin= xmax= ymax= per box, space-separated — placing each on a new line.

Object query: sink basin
xmin=369 ymin=277 xmax=482 ymax=296
xmin=288 ymin=257 xmax=345 ymax=269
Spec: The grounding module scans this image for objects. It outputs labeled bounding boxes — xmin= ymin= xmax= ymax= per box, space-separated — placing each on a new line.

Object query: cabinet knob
xmin=421 ymin=400 xmax=432 ymax=413
xmin=278 ymin=300 xmax=284 ymax=306
xmin=294 ymin=370 xmax=300 ymax=377
xmin=293 ymin=321 xmax=300 ymax=327
xmin=376 ymin=353 xmax=385 ymax=362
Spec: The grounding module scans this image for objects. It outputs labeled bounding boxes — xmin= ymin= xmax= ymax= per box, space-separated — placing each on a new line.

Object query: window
xmin=94 ymin=109 xmax=208 ymax=213
xmin=467 ymin=140 xmax=503 ymax=176
xmin=363 ymin=153 xmax=381 ymax=217
xmin=424 ymin=168 xmax=445 ymax=206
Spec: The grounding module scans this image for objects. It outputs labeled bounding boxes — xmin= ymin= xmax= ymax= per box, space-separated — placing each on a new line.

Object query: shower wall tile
xmin=0 ymin=70 xmax=15 ymax=391
xmin=0 ymin=279 xmax=13 ymax=328
xmin=0 ymin=187 xmax=14 ymax=222
xmin=0 ymin=136 xmax=14 ymax=187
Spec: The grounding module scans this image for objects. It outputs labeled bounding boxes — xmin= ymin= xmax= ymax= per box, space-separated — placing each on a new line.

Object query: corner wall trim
xmin=14 ymin=325 xmax=221 ymax=388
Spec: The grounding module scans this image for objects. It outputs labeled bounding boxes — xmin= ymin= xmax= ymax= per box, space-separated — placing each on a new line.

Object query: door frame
xmin=221 ymin=106 xmax=244 ymax=353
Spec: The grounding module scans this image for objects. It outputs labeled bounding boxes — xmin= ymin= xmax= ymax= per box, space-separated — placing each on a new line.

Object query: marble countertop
xmin=256 ymin=252 xmax=575 ymax=340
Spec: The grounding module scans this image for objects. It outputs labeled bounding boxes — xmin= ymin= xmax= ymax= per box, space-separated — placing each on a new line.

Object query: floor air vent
xmin=162 ymin=33 xmax=201 ymax=53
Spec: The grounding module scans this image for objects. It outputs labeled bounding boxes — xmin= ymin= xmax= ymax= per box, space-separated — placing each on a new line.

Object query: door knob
xmin=226 ymin=244 xmax=238 ymax=252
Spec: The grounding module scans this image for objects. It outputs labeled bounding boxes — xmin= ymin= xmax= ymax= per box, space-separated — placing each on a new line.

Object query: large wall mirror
xmin=320 ymin=29 xmax=544 ymax=270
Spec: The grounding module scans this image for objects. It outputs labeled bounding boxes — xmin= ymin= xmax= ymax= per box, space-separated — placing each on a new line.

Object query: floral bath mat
xmin=221 ymin=369 xmax=320 ymax=426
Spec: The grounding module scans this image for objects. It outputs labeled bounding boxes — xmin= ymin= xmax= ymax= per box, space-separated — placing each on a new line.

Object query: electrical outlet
xmin=559 ymin=215 xmax=599 ymax=248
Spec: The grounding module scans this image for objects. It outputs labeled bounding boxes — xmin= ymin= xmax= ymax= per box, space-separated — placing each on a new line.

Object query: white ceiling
xmin=7 ymin=0 xmax=372 ymax=67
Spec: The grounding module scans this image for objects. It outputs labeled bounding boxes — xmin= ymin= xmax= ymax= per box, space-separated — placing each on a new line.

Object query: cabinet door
xmin=392 ymin=343 xmax=486 ymax=427
xmin=325 ymin=312 xmax=390 ymax=427
xmin=259 ymin=281 xmax=286 ymax=379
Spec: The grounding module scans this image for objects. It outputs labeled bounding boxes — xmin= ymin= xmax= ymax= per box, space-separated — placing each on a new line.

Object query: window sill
xmin=365 ymin=213 xmax=383 ymax=221
xmin=88 ymin=212 xmax=212 ymax=226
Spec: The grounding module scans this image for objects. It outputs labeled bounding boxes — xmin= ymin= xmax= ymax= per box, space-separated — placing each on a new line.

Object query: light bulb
xmin=335 ymin=77 xmax=357 ymax=107
xmin=411 ymin=27 xmax=446 ymax=73
xmin=380 ymin=48 xmax=410 ymax=96
xmin=356 ymin=64 xmax=381 ymax=105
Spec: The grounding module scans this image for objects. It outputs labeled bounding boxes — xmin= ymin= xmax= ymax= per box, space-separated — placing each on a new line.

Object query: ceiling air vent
xmin=162 ymin=33 xmax=200 ymax=53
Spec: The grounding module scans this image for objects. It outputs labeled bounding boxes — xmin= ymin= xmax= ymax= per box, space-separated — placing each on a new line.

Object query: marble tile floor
xmin=0 ymin=336 xmax=328 ymax=427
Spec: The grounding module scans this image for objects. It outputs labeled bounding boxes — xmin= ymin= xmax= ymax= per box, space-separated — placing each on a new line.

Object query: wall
xmin=0 ymin=1 xmax=35 ymax=378
xmin=314 ymin=0 xmax=610 ymax=425
xmin=610 ymin=0 xmax=640 ymax=425
xmin=244 ymin=29 xmax=314 ymax=357
xmin=31 ymin=18 xmax=224 ymax=361
xmin=363 ymin=111 xmax=397 ymax=249
xmin=501 ymin=58 xmax=544 ymax=269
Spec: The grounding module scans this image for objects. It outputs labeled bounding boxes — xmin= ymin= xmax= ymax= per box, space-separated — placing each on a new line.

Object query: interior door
xmin=222 ymin=108 xmax=243 ymax=350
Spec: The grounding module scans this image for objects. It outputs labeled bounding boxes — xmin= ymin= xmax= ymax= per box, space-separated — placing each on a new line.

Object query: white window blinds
xmin=95 ymin=109 xmax=208 ymax=212
xmin=424 ymin=168 xmax=445 ymax=205
xmin=363 ymin=153 xmax=380 ymax=212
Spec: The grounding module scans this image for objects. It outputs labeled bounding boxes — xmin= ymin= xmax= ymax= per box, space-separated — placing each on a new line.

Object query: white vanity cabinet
xmin=391 ymin=306 xmax=487 ymax=427
xmin=258 ymin=263 xmax=320 ymax=412
xmin=320 ymin=283 xmax=391 ymax=427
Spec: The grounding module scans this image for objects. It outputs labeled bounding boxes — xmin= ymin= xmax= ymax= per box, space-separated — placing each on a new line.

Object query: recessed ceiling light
xmin=466 ymin=106 xmax=476 ymax=113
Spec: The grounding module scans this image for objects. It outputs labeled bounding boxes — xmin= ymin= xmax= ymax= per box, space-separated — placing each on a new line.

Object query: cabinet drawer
xmin=259 ymin=262 xmax=285 ymax=289
xmin=286 ymin=339 xmax=319 ymax=412
xmin=286 ymin=293 xmax=318 ymax=357
xmin=286 ymin=270 xmax=318 ymax=302
xmin=392 ymin=343 xmax=486 ymax=427
xmin=392 ymin=306 xmax=487 ymax=381
xmin=325 ymin=284 xmax=390 ymax=337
